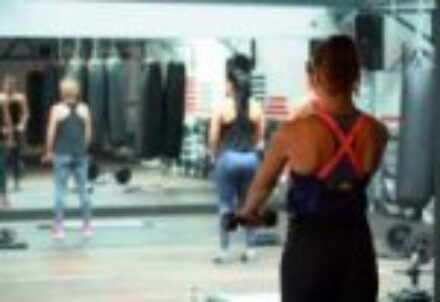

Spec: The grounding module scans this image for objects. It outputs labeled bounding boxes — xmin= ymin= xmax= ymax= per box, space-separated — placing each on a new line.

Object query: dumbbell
xmin=222 ymin=210 xmax=278 ymax=232
xmin=0 ymin=229 xmax=16 ymax=245
xmin=88 ymin=163 xmax=132 ymax=186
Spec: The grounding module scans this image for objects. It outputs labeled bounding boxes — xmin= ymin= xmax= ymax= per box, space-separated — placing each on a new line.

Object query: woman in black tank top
xmin=238 ymin=36 xmax=389 ymax=302
xmin=2 ymin=75 xmax=29 ymax=190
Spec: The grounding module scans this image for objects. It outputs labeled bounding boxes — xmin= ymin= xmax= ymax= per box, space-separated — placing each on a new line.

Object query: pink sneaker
xmin=81 ymin=223 xmax=94 ymax=237
xmin=53 ymin=223 xmax=65 ymax=239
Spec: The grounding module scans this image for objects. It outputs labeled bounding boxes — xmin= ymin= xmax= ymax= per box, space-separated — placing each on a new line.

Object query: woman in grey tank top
xmin=42 ymin=78 xmax=93 ymax=239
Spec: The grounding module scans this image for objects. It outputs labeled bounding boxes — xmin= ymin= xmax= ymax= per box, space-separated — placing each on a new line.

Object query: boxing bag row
xmin=139 ymin=61 xmax=186 ymax=159
xmin=396 ymin=52 xmax=437 ymax=209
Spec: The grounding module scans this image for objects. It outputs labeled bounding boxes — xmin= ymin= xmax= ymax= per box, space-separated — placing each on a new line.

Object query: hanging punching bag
xmin=124 ymin=48 xmax=143 ymax=152
xmin=106 ymin=46 xmax=127 ymax=146
xmin=396 ymin=53 xmax=436 ymax=208
xmin=42 ymin=64 xmax=62 ymax=136
xmin=163 ymin=62 xmax=186 ymax=159
xmin=140 ymin=62 xmax=164 ymax=159
xmin=26 ymin=70 xmax=45 ymax=145
xmin=87 ymin=43 xmax=107 ymax=148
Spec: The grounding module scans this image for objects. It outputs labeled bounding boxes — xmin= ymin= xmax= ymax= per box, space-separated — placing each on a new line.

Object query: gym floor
xmin=0 ymin=170 xmax=434 ymax=302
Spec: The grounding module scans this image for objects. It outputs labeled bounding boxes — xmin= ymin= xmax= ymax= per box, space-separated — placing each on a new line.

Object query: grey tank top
xmin=54 ymin=103 xmax=87 ymax=156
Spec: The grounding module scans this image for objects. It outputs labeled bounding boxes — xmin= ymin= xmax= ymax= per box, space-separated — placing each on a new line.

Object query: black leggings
xmin=281 ymin=222 xmax=378 ymax=302
xmin=8 ymin=131 xmax=22 ymax=188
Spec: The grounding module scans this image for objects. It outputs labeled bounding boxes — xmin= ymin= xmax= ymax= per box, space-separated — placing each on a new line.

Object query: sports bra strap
xmin=313 ymin=104 xmax=368 ymax=180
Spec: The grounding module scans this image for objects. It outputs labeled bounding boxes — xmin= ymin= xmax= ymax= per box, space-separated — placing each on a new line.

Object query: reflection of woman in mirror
xmin=42 ymin=78 xmax=93 ymax=239
xmin=209 ymin=55 xmax=264 ymax=263
xmin=239 ymin=35 xmax=389 ymax=301
xmin=1 ymin=75 xmax=29 ymax=190
xmin=0 ymin=84 xmax=13 ymax=208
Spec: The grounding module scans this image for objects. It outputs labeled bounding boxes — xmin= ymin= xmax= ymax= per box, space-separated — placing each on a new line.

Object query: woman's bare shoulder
xmin=362 ymin=113 xmax=390 ymax=140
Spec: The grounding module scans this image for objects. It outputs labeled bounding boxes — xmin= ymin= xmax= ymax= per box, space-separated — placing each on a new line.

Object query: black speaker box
xmin=355 ymin=14 xmax=384 ymax=71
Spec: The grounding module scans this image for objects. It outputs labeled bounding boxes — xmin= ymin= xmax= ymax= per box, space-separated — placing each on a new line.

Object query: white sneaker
xmin=53 ymin=223 xmax=66 ymax=239
xmin=81 ymin=223 xmax=94 ymax=238
xmin=213 ymin=249 xmax=233 ymax=264
xmin=240 ymin=248 xmax=257 ymax=262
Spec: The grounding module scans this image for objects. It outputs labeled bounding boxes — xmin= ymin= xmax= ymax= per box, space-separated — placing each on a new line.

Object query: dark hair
xmin=226 ymin=54 xmax=253 ymax=117
xmin=309 ymin=35 xmax=361 ymax=97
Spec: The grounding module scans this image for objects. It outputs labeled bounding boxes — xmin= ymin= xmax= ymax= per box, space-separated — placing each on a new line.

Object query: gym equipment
xmin=106 ymin=46 xmax=128 ymax=146
xmin=87 ymin=41 xmax=107 ymax=147
xmin=163 ymin=62 xmax=186 ymax=159
xmin=0 ymin=228 xmax=15 ymax=245
xmin=355 ymin=14 xmax=384 ymax=70
xmin=179 ymin=119 xmax=211 ymax=179
xmin=114 ymin=167 xmax=132 ymax=185
xmin=0 ymin=228 xmax=28 ymax=250
xmin=140 ymin=62 xmax=165 ymax=158
xmin=88 ymin=162 xmax=132 ymax=186
xmin=222 ymin=210 xmax=278 ymax=232
xmin=387 ymin=224 xmax=413 ymax=256
xmin=26 ymin=70 xmax=46 ymax=144
xmin=397 ymin=53 xmax=436 ymax=209
xmin=387 ymin=224 xmax=433 ymax=301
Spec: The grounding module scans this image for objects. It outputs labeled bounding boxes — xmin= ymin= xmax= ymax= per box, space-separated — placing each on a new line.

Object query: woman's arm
xmin=18 ymin=94 xmax=29 ymax=131
xmin=253 ymin=101 xmax=265 ymax=148
xmin=42 ymin=105 xmax=58 ymax=162
xmin=239 ymin=126 xmax=289 ymax=222
xmin=83 ymin=104 xmax=93 ymax=146
xmin=0 ymin=96 xmax=12 ymax=143
xmin=208 ymin=106 xmax=222 ymax=157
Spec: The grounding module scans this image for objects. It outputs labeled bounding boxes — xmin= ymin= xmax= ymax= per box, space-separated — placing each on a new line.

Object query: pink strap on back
xmin=313 ymin=103 xmax=367 ymax=180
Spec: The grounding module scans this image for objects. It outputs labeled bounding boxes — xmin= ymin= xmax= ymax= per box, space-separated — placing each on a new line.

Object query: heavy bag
xmin=163 ymin=62 xmax=186 ymax=159
xmin=87 ymin=57 xmax=107 ymax=147
xmin=396 ymin=56 xmax=436 ymax=208
xmin=26 ymin=71 xmax=45 ymax=144
xmin=139 ymin=62 xmax=164 ymax=158
xmin=106 ymin=55 xmax=128 ymax=146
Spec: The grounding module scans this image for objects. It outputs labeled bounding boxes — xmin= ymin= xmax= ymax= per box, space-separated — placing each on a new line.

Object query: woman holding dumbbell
xmin=209 ymin=54 xmax=264 ymax=263
xmin=239 ymin=35 xmax=389 ymax=302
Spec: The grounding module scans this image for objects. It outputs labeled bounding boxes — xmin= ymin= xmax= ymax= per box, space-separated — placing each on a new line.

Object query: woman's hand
xmin=237 ymin=205 xmax=261 ymax=226
xmin=41 ymin=151 xmax=53 ymax=164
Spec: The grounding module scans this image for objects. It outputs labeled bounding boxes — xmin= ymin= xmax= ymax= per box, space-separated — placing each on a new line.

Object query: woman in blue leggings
xmin=209 ymin=55 xmax=264 ymax=263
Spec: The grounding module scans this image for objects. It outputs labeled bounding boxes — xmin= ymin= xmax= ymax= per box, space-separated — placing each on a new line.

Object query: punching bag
xmin=26 ymin=71 xmax=45 ymax=145
xmin=163 ymin=62 xmax=186 ymax=159
xmin=125 ymin=55 xmax=143 ymax=154
xmin=106 ymin=49 xmax=127 ymax=146
xmin=396 ymin=54 xmax=436 ymax=208
xmin=42 ymin=64 xmax=62 ymax=136
xmin=87 ymin=44 xmax=107 ymax=148
xmin=140 ymin=62 xmax=164 ymax=158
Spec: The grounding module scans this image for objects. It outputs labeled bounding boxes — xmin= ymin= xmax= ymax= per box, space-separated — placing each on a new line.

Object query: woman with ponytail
xmin=209 ymin=54 xmax=264 ymax=263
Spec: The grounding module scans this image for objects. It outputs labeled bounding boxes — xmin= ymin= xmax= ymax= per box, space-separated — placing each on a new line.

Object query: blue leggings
xmin=214 ymin=150 xmax=259 ymax=250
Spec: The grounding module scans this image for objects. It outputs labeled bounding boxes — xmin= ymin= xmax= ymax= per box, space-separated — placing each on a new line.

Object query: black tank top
xmin=8 ymin=101 xmax=21 ymax=126
xmin=219 ymin=112 xmax=255 ymax=152
xmin=287 ymin=112 xmax=369 ymax=227
xmin=54 ymin=103 xmax=87 ymax=156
